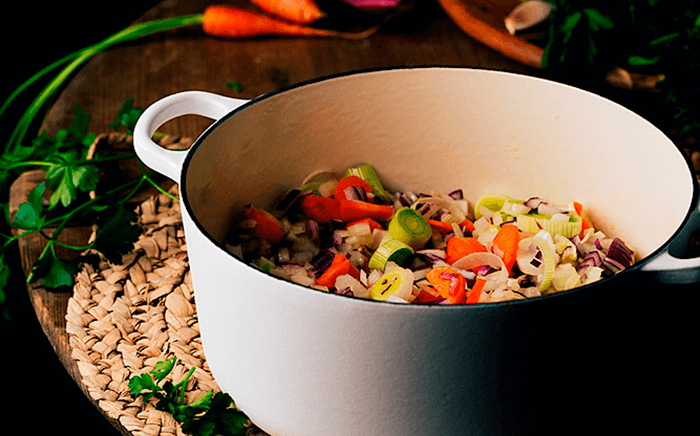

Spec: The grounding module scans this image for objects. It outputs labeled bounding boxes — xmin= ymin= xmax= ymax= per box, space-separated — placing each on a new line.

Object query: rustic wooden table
xmin=5 ymin=0 xmax=546 ymax=434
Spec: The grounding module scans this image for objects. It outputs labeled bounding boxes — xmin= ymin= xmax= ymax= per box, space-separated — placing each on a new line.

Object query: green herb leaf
xmin=650 ymin=32 xmax=680 ymax=46
xmin=91 ymin=202 xmax=141 ymax=265
xmin=151 ymin=357 xmax=177 ymax=381
xmin=31 ymin=249 xmax=78 ymax=289
xmin=128 ymin=373 xmax=160 ymax=399
xmin=583 ymin=8 xmax=613 ymax=31
xmin=129 ymin=358 xmax=249 ymax=436
xmin=225 ymin=82 xmax=242 ymax=92
xmin=46 ymin=163 xmax=100 ymax=209
xmin=187 ymin=389 xmax=214 ymax=412
xmin=31 ymin=106 xmax=96 ymax=161
xmin=627 ymin=55 xmax=661 ymax=66
xmin=204 ymin=392 xmax=248 ymax=436
xmin=109 ymin=98 xmax=144 ymax=134
xmin=12 ymin=182 xmax=46 ymax=230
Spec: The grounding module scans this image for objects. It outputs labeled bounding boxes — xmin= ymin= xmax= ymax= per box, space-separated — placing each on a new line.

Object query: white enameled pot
xmin=134 ymin=67 xmax=700 ymax=436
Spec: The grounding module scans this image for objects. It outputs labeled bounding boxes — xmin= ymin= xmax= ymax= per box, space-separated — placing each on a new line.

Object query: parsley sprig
xmin=128 ymin=357 xmax=249 ymax=436
xmin=0 ymin=101 xmax=167 ymax=290
xmin=0 ymin=15 xmax=203 ymax=322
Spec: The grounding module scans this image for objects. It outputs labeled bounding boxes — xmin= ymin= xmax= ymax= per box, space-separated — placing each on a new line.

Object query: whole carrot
xmin=203 ymin=5 xmax=376 ymax=39
xmin=250 ymin=0 xmax=325 ymax=24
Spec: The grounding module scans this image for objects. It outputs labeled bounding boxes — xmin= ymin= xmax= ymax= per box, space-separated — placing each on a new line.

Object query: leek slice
xmin=370 ymin=267 xmax=415 ymax=301
xmin=474 ymin=193 xmax=516 ymax=219
xmin=388 ymin=207 xmax=431 ymax=249
xmin=368 ymin=238 xmax=414 ymax=270
xmin=345 ymin=164 xmax=390 ymax=200
xmin=516 ymin=213 xmax=582 ymax=238
xmin=517 ymin=234 xmax=557 ymax=291
xmin=299 ymin=169 xmax=338 ymax=196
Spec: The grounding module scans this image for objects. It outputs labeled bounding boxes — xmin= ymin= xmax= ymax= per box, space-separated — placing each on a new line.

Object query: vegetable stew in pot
xmin=225 ymin=163 xmax=635 ymax=305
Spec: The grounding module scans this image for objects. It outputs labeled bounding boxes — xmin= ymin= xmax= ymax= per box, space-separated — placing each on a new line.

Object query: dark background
xmin=1 ymin=2 xmax=159 ymax=434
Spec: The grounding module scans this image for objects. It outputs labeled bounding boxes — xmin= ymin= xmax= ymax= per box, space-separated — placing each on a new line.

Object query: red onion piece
xmin=448 ymin=189 xmax=464 ymax=200
xmin=603 ymin=238 xmax=634 ymax=272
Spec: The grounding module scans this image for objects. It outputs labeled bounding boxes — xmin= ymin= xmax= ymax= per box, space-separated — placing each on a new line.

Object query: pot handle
xmin=133 ymin=91 xmax=248 ymax=181
xmin=640 ymin=196 xmax=700 ymax=283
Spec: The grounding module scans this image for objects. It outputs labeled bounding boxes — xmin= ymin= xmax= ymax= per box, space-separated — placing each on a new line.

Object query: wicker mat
xmin=65 ymin=184 xmax=269 ymax=436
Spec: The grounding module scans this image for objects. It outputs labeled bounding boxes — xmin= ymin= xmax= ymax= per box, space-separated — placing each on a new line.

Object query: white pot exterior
xmin=135 ymin=67 xmax=700 ymax=435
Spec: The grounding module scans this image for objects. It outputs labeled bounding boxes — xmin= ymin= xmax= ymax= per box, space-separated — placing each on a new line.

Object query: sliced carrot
xmin=413 ymin=282 xmax=443 ymax=304
xmin=466 ymin=277 xmax=486 ymax=304
xmin=427 ymin=218 xmax=475 ymax=234
xmin=339 ymin=199 xmax=394 ymax=222
xmin=315 ymin=253 xmax=360 ymax=288
xmin=250 ymin=0 xmax=325 ymax=24
xmin=300 ymin=194 xmax=342 ymax=223
xmin=572 ymin=201 xmax=591 ymax=238
xmin=445 ymin=236 xmax=487 ymax=265
xmin=245 ymin=205 xmax=285 ymax=243
xmin=427 ymin=218 xmax=453 ymax=233
xmin=491 ymin=223 xmax=520 ymax=273
xmin=426 ymin=266 xmax=466 ymax=304
xmin=460 ymin=218 xmax=476 ymax=233
xmin=346 ymin=217 xmax=383 ymax=232
xmin=334 ymin=175 xmax=372 ymax=201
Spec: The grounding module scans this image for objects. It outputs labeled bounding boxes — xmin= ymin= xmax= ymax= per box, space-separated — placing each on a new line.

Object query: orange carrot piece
xmin=460 ymin=218 xmax=476 ymax=233
xmin=491 ymin=223 xmax=520 ymax=273
xmin=334 ymin=175 xmax=372 ymax=201
xmin=414 ymin=282 xmax=443 ymax=304
xmin=572 ymin=201 xmax=591 ymax=238
xmin=426 ymin=266 xmax=466 ymax=304
xmin=300 ymin=195 xmax=342 ymax=223
xmin=466 ymin=277 xmax=486 ymax=304
xmin=445 ymin=237 xmax=487 ymax=265
xmin=316 ymin=253 xmax=360 ymax=288
xmin=346 ymin=217 xmax=383 ymax=232
xmin=245 ymin=205 xmax=285 ymax=243
xmin=427 ymin=218 xmax=453 ymax=233
xmin=202 ymin=5 xmax=375 ymax=39
xmin=250 ymin=0 xmax=325 ymax=23
xmin=339 ymin=199 xmax=394 ymax=222
xmin=427 ymin=218 xmax=475 ymax=234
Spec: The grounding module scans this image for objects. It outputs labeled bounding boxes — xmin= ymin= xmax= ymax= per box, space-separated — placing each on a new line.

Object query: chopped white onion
xmin=335 ymin=274 xmax=370 ymax=299
xmin=451 ymin=252 xmax=509 ymax=294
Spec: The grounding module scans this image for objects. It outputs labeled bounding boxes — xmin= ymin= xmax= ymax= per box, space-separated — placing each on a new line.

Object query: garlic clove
xmin=504 ymin=0 xmax=554 ymax=35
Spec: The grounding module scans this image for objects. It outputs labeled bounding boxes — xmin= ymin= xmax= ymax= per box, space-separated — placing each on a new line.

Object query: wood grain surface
xmin=6 ymin=0 xmax=536 ymax=434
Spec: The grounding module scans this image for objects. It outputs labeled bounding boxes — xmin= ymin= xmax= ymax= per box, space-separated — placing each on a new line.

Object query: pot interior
xmin=183 ymin=67 xmax=695 ymax=262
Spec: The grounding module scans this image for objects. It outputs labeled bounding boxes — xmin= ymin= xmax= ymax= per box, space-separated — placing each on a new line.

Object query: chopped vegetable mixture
xmin=225 ymin=164 xmax=635 ymax=304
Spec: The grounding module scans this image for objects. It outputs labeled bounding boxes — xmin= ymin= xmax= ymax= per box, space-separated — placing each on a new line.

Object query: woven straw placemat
xmin=65 ymin=184 xmax=269 ymax=436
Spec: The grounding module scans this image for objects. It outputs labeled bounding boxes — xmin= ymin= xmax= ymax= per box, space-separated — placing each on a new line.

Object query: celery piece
xmin=515 ymin=214 xmax=582 ymax=239
xmin=345 ymin=164 xmax=390 ymax=200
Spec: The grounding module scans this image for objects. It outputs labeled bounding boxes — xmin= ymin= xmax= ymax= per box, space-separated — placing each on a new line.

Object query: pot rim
xmin=180 ymin=65 xmax=699 ymax=309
